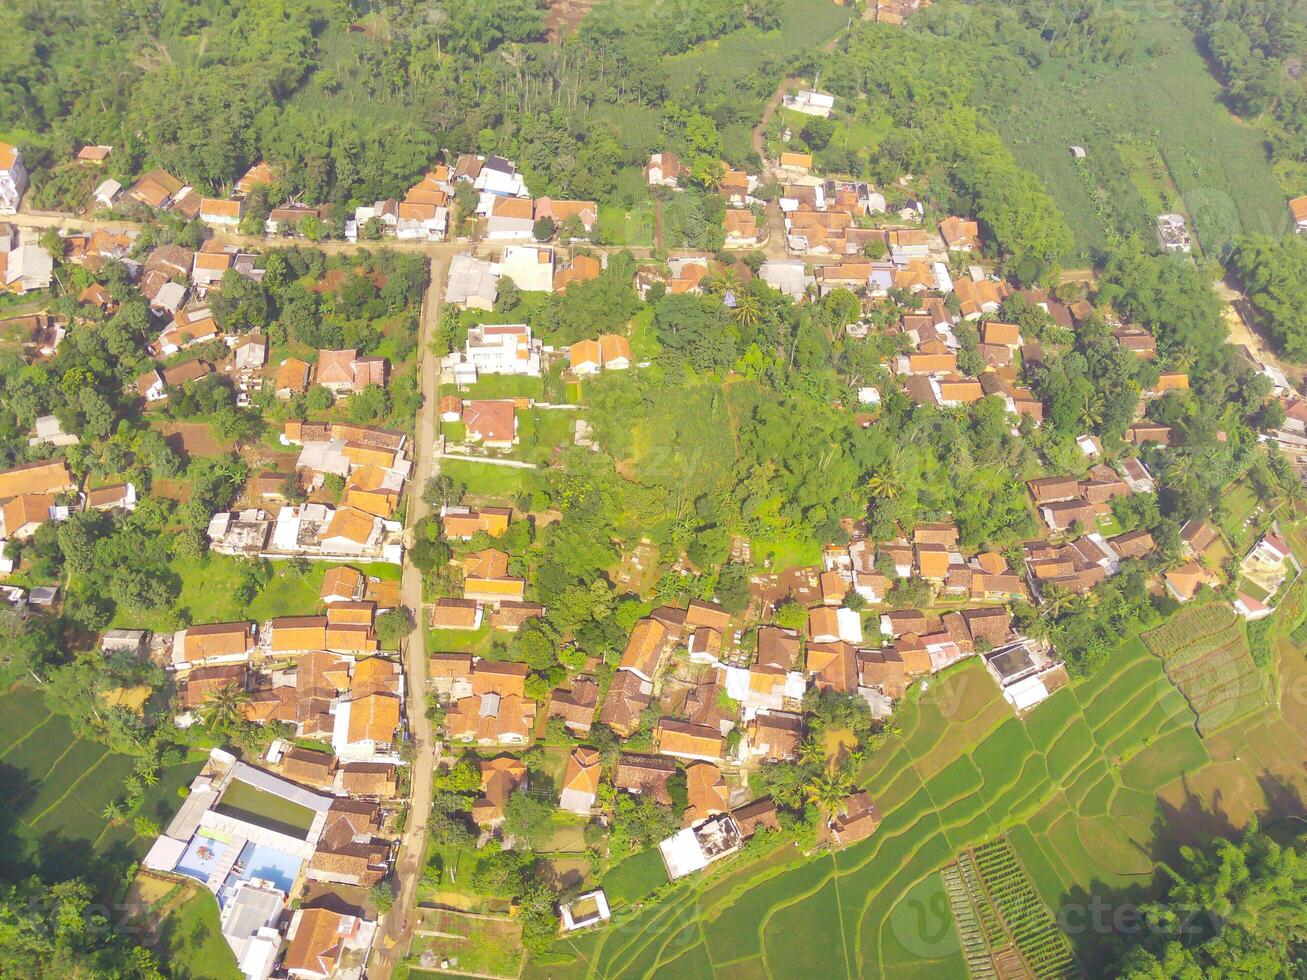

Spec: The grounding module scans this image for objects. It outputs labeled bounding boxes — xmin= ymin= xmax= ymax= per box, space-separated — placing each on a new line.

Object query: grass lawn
xmin=751 ymin=531 xmax=823 ymax=571
xmin=601 ymin=847 xmax=668 ymax=907
xmin=155 ymin=886 xmax=242 ymax=980
xmin=440 ymin=458 xmax=543 ymax=502
xmin=443 ymin=373 xmax=545 ymax=402
xmin=109 ymin=554 xmax=399 ymax=631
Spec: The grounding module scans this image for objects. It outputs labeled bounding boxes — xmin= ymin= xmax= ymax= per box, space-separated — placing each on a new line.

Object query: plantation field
xmin=992 ymin=13 xmax=1286 ymax=258
xmin=1143 ymin=604 xmax=1266 ymax=734
xmin=0 ymin=688 xmax=203 ymax=887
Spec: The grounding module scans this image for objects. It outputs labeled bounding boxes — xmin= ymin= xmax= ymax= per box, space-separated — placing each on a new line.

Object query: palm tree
xmin=1170 ymin=345 xmax=1198 ymax=373
xmin=733 ymin=290 xmax=763 ymax=329
xmin=805 ymin=771 xmax=854 ymax=812
xmin=1041 ymin=582 xmax=1074 ymax=619
xmin=101 ymin=800 xmax=126 ymax=826
xmin=200 ymin=682 xmax=250 ymax=732
xmin=797 ymin=738 xmax=827 ymax=769
xmin=867 ymin=468 xmax=900 ymax=501
xmin=1078 ymin=392 xmax=1102 ymax=430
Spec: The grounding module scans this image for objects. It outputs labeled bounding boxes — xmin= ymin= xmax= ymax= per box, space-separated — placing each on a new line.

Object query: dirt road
xmin=366 ymin=252 xmax=449 ymax=979
xmin=1217 ymin=276 xmax=1302 ymax=387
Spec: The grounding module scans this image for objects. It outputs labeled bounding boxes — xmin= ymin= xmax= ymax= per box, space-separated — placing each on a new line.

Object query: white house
xmin=445 ymin=253 xmax=498 ymax=310
xmin=464 ymin=323 xmax=543 ymax=378
xmin=0 ymin=143 xmax=28 ymax=214
xmin=93 ymin=178 xmax=122 ymax=209
xmin=781 ymin=89 xmax=835 ymax=118
xmin=495 ymin=245 xmax=555 ymax=293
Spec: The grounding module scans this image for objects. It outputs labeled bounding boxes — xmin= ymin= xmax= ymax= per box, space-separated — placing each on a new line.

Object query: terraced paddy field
xmin=0 ymin=687 xmax=203 ymax=887
xmin=1143 ymin=603 xmax=1267 ymax=734
xmin=527 ymin=604 xmax=1307 ymax=977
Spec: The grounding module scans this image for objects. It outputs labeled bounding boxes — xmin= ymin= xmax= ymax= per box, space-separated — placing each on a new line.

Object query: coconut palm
xmin=797 ymin=738 xmax=827 ymax=769
xmin=101 ymin=800 xmax=126 ymax=826
xmin=867 ymin=468 xmax=900 ymax=501
xmin=200 ymin=682 xmax=250 ymax=732
xmin=732 ymin=290 xmax=763 ymax=329
xmin=1038 ymin=583 xmax=1073 ymax=621
xmin=804 ymin=770 xmax=854 ymax=812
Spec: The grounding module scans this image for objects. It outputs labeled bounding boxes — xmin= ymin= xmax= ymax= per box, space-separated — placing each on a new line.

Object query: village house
xmin=0 ymin=226 xmax=53 ymax=294
xmin=461 ymin=399 xmax=518 ymax=448
xmin=199 ymin=197 xmax=245 ymax=228
xmin=535 ymin=197 xmax=598 ymax=237
xmin=315 ymin=349 xmax=387 ymax=396
xmin=547 ymin=676 xmax=600 ymax=736
xmin=559 ymin=746 xmax=602 ymax=815
xmin=598 ymin=668 xmax=653 ymax=737
xmin=473 ymin=755 xmax=527 ymax=827
xmin=828 ymin=791 xmax=882 ymax=846
xmin=0 ymin=143 xmax=29 ymax=214
xmin=456 ymin=323 xmax=543 ymax=383
xmin=939 ymin=216 xmax=980 ymax=251
xmin=782 ymin=89 xmax=835 ymax=117
xmin=645 ymin=152 xmax=686 ymax=188
xmin=654 ymin=718 xmax=725 ymax=763
xmin=445 ymin=659 xmax=535 ymax=745
xmin=445 ymin=253 xmax=498 ymax=310
xmin=496 ymin=244 xmax=556 ymax=292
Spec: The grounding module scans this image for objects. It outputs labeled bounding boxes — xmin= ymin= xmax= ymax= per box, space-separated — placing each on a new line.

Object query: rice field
xmin=1143 ymin=605 xmax=1266 ymax=734
xmin=0 ymin=687 xmax=203 ymax=886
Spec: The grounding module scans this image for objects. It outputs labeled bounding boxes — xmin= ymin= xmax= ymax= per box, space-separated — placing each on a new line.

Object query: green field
xmin=602 ymin=847 xmax=668 ymax=907
xmin=993 ymin=12 xmax=1286 ymax=258
xmin=0 ymin=688 xmax=203 ymax=887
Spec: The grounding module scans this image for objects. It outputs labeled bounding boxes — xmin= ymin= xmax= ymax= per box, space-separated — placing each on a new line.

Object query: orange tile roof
xmin=346 ymin=692 xmax=400 ymax=744
xmin=619 ymin=618 xmax=667 ymax=678
xmin=0 ymin=460 xmax=74 ymax=499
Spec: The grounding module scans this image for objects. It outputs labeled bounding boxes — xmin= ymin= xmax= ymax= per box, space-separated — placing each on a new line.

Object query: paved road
xmin=368 ymin=252 xmax=450 ymax=979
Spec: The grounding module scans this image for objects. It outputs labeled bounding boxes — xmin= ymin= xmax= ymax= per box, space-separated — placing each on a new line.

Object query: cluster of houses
xmin=201 ymin=421 xmax=409 ymax=565
xmin=0 ymin=458 xmax=136 ymax=554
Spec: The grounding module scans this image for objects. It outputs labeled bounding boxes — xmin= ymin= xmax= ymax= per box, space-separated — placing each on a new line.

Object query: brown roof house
xmin=283 ymin=908 xmax=364 ymax=980
xmin=614 ymin=753 xmax=677 ymax=804
xmin=473 ymin=755 xmax=527 ymax=826
xmin=315 ymin=349 xmax=388 ymax=396
xmin=618 ymin=618 xmax=668 ymax=683
xmin=547 ymin=676 xmax=600 ymax=735
xmin=828 ymin=790 xmax=882 ymax=846
xmin=558 ymin=746 xmax=603 ymax=815
xmin=597 ymin=668 xmax=653 ymax=737
xmin=654 ymin=718 xmax=725 ymax=763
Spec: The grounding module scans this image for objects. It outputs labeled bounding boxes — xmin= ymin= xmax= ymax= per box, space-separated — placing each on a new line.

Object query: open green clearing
xmin=109 ymin=554 xmax=400 ymax=632
xmin=0 ymin=688 xmax=203 ymax=887
xmin=992 ymin=11 xmax=1285 ymax=258
xmin=155 ymin=886 xmax=242 ymax=980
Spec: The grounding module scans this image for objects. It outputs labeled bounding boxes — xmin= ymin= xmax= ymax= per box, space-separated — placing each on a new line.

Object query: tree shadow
xmin=1051 ymin=769 xmax=1307 ymax=973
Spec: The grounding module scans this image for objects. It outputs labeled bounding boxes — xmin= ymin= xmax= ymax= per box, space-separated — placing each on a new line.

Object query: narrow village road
xmin=367 ymin=253 xmax=450 ymax=979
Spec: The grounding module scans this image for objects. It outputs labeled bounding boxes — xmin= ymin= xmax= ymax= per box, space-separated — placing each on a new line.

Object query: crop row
xmin=1143 ymin=604 xmax=1238 ymax=657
